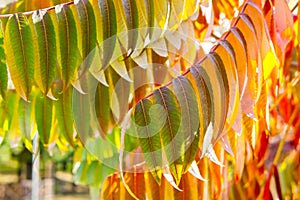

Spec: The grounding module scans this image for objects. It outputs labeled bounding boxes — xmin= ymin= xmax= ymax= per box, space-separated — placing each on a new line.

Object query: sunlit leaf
xmin=55 ymin=4 xmax=79 ymax=90
xmin=0 ymin=20 xmax=7 ymax=99
xmin=32 ymin=10 xmax=57 ymax=97
xmin=4 ymin=13 xmax=34 ymax=101
xmin=172 ymin=76 xmax=199 ymax=173
xmin=153 ymin=86 xmax=182 ymax=184
xmin=35 ymin=91 xmax=54 ymax=146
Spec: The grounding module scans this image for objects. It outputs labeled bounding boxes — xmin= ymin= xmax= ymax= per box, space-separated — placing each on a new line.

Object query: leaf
xmin=95 ymin=77 xmax=111 ymax=136
xmin=220 ymin=135 xmax=233 ymax=156
xmin=216 ymin=40 xmax=242 ymax=133
xmin=74 ymin=0 xmax=97 ymax=74
xmin=245 ymin=1 xmax=279 ymax=80
xmin=235 ymin=128 xmax=245 ymax=180
xmin=35 ymin=91 xmax=54 ymax=146
xmin=4 ymin=13 xmax=34 ymax=101
xmin=196 ymin=54 xmax=228 ymax=142
xmin=163 ymin=169 xmax=183 ymax=192
xmin=6 ymin=91 xmax=22 ymax=148
xmin=86 ymin=161 xmax=102 ymax=186
xmin=55 ymin=4 xmax=79 ymax=89
xmin=0 ymin=20 xmax=7 ymax=99
xmin=153 ymin=86 xmax=182 ymax=184
xmin=265 ymin=0 xmax=293 ymax=66
xmin=72 ymin=74 xmax=92 ymax=143
xmin=73 ymin=160 xmax=89 ymax=185
xmin=172 ymin=76 xmax=199 ymax=173
xmin=54 ymin=86 xmax=75 ymax=146
xmin=188 ymin=160 xmax=207 ymax=181
xmin=190 ymin=65 xmax=212 ymax=148
xmin=122 ymin=0 xmax=139 ymax=55
xmin=18 ymin=97 xmax=34 ymax=142
xmin=227 ymin=27 xmax=248 ymax=105
xmin=134 ymin=99 xmax=163 ymax=183
xmin=32 ymin=10 xmax=57 ymax=96
xmin=143 ymin=0 xmax=154 ymax=38
xmin=109 ymin=67 xmax=131 ymax=123
xmin=236 ymin=13 xmax=260 ymax=116
xmin=99 ymin=0 xmax=117 ymax=69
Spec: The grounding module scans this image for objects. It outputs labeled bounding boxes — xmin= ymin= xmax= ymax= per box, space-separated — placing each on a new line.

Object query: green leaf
xmin=172 ymin=76 xmax=200 ymax=173
xmin=108 ymin=67 xmax=130 ymax=123
xmin=122 ymin=0 xmax=139 ymax=55
xmin=74 ymin=0 xmax=97 ymax=71
xmin=6 ymin=91 xmax=22 ymax=148
xmin=72 ymin=74 xmax=91 ymax=142
xmin=18 ymin=98 xmax=33 ymax=142
xmin=99 ymin=0 xmax=117 ymax=69
xmin=86 ymin=161 xmax=100 ymax=186
xmin=55 ymin=4 xmax=79 ymax=89
xmin=134 ymin=98 xmax=163 ymax=183
xmin=35 ymin=92 xmax=53 ymax=146
xmin=153 ymin=86 xmax=182 ymax=184
xmin=0 ymin=20 xmax=7 ymax=100
xmin=95 ymin=79 xmax=111 ymax=135
xmin=54 ymin=86 xmax=75 ymax=146
xmin=32 ymin=10 xmax=57 ymax=96
xmin=74 ymin=160 xmax=89 ymax=185
xmin=4 ymin=13 xmax=34 ymax=101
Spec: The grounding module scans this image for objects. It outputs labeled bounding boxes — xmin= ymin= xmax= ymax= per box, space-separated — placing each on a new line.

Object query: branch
xmin=0 ymin=1 xmax=74 ymax=18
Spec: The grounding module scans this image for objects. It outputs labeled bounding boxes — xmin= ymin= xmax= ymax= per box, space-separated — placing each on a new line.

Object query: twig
xmin=0 ymin=1 xmax=74 ymax=18
xmin=291 ymin=2 xmax=298 ymax=13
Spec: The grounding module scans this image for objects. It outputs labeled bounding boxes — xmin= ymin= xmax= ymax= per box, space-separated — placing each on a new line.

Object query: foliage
xmin=0 ymin=0 xmax=299 ymax=199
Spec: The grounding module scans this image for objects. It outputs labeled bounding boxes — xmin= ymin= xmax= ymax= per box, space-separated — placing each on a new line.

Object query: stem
xmin=290 ymin=2 xmax=298 ymax=13
xmin=0 ymin=1 xmax=74 ymax=18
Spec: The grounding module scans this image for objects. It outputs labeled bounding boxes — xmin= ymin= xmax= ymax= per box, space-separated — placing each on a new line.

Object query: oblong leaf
xmin=32 ymin=10 xmax=57 ymax=96
xmin=153 ymin=86 xmax=182 ymax=184
xmin=35 ymin=92 xmax=54 ymax=146
xmin=172 ymin=76 xmax=200 ymax=173
xmin=0 ymin=20 xmax=7 ymax=99
xmin=54 ymin=86 xmax=75 ymax=146
xmin=122 ymin=0 xmax=139 ymax=55
xmin=4 ymin=13 xmax=34 ymax=101
xmin=99 ymin=0 xmax=117 ymax=69
xmin=216 ymin=41 xmax=242 ymax=133
xmin=55 ymin=4 xmax=79 ymax=89
xmin=201 ymin=53 xmax=228 ymax=142
xmin=95 ymin=78 xmax=111 ymax=135
xmin=74 ymin=0 xmax=97 ymax=68
xmin=228 ymin=27 xmax=248 ymax=102
xmin=190 ymin=65 xmax=212 ymax=142
xmin=134 ymin=98 xmax=162 ymax=183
